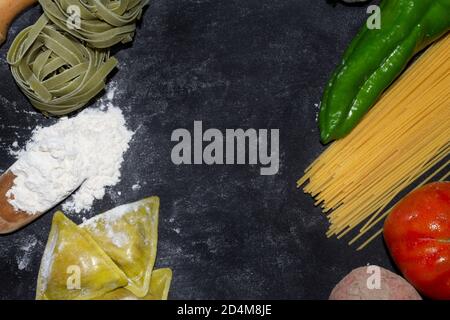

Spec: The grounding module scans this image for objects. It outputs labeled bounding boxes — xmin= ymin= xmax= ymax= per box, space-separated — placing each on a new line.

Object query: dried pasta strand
xmin=298 ymin=34 xmax=450 ymax=249
xmin=356 ymin=228 xmax=384 ymax=251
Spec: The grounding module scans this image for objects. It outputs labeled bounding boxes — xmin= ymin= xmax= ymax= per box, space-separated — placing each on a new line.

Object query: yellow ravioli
xmin=94 ymin=268 xmax=173 ymax=300
xmin=36 ymin=212 xmax=128 ymax=300
xmin=80 ymin=197 xmax=160 ymax=297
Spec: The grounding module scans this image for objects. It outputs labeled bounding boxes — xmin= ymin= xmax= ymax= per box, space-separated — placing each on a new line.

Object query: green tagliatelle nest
xmin=7 ymin=15 xmax=118 ymax=116
xmin=39 ymin=0 xmax=150 ymax=48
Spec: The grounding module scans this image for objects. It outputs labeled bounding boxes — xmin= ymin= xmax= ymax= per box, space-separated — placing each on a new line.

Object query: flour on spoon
xmin=7 ymin=106 xmax=133 ymax=214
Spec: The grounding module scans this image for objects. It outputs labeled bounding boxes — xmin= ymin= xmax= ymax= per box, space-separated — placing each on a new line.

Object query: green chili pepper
xmin=319 ymin=0 xmax=450 ymax=144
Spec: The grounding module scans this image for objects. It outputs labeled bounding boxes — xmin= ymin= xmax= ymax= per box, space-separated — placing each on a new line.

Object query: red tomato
xmin=384 ymin=182 xmax=450 ymax=300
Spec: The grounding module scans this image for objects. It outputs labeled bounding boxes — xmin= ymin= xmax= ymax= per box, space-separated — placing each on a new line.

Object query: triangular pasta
xmin=36 ymin=212 xmax=128 ymax=300
xmin=146 ymin=268 xmax=172 ymax=300
xmin=94 ymin=268 xmax=173 ymax=300
xmin=80 ymin=197 xmax=159 ymax=297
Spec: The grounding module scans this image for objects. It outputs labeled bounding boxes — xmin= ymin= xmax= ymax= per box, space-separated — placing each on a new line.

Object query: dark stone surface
xmin=0 ymin=0 xmax=394 ymax=300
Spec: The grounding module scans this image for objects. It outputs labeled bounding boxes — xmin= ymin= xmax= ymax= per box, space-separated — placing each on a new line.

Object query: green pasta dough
xmin=39 ymin=0 xmax=150 ymax=48
xmin=6 ymin=0 xmax=149 ymax=115
xmin=7 ymin=15 xmax=118 ymax=116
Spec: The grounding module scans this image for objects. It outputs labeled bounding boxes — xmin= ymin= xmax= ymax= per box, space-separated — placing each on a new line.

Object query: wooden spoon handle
xmin=0 ymin=0 xmax=38 ymax=45
xmin=0 ymin=170 xmax=42 ymax=234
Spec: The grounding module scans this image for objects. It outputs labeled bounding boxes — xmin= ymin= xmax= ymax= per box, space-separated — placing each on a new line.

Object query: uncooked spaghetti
xmin=298 ymin=34 xmax=450 ymax=250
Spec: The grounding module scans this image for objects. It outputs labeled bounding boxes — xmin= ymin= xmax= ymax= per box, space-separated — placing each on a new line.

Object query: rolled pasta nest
xmin=7 ymin=15 xmax=118 ymax=116
xmin=39 ymin=0 xmax=150 ymax=48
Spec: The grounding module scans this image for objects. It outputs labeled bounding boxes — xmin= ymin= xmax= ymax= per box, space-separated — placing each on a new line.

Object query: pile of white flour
xmin=7 ymin=106 xmax=133 ymax=214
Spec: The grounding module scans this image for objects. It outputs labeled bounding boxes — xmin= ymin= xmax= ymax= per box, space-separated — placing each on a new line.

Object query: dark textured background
xmin=0 ymin=0 xmax=397 ymax=300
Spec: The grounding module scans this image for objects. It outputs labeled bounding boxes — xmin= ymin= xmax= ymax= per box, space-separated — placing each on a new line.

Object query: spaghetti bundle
xmin=298 ymin=34 xmax=450 ymax=249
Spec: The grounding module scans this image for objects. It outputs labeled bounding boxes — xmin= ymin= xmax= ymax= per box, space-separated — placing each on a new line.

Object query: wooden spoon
xmin=0 ymin=0 xmax=38 ymax=46
xmin=0 ymin=168 xmax=85 ymax=234
xmin=0 ymin=170 xmax=44 ymax=234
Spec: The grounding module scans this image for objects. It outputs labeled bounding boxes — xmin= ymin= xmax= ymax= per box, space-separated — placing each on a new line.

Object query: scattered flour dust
xmin=131 ymin=182 xmax=141 ymax=191
xmin=16 ymin=235 xmax=39 ymax=271
xmin=7 ymin=106 xmax=134 ymax=214
xmin=8 ymin=141 xmax=20 ymax=157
